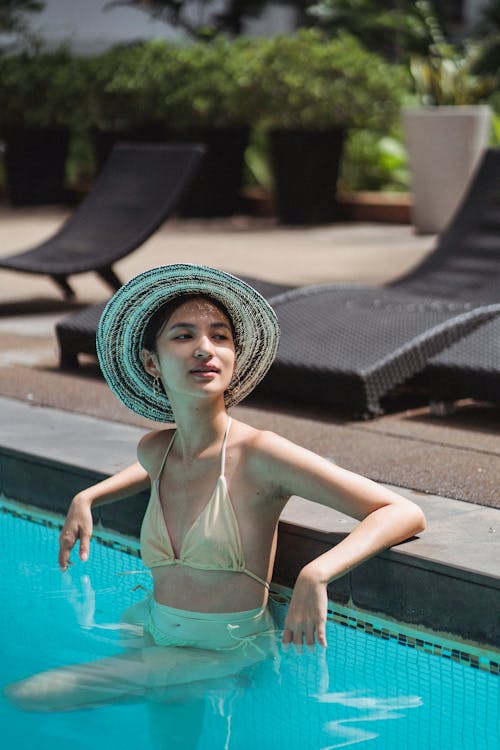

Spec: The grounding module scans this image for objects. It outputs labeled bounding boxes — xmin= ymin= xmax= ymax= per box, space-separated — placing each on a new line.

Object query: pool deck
xmin=0 ymin=206 xmax=499 ymax=649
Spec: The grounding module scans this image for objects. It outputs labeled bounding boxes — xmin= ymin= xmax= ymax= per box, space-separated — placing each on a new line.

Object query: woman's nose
xmin=194 ymin=337 xmax=213 ymax=358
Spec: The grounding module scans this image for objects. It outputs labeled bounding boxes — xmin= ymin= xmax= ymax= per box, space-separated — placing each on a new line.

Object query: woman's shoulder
xmin=233 ymin=420 xmax=306 ymax=471
xmin=137 ymin=428 xmax=175 ymax=474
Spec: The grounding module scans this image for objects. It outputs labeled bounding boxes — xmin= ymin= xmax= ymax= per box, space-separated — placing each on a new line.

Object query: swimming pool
xmin=1 ymin=498 xmax=498 ymax=750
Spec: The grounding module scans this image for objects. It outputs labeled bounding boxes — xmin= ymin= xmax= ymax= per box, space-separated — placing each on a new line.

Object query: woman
xmin=8 ymin=264 xmax=425 ymax=711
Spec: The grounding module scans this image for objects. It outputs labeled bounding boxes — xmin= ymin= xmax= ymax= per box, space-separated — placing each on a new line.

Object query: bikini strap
xmin=156 ymin=429 xmax=177 ymax=482
xmin=242 ymin=567 xmax=271 ymax=590
xmin=220 ymin=417 xmax=232 ymax=476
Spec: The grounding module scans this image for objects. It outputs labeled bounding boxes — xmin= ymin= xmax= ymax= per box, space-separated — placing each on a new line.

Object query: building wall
xmin=21 ymin=0 xmax=297 ymax=54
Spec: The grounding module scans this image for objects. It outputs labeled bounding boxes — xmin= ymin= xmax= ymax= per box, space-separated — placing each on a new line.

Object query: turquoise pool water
xmin=1 ymin=500 xmax=498 ymax=750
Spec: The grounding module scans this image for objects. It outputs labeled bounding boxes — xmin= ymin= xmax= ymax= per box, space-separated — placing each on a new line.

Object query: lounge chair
xmin=426 ymin=318 xmax=500 ymax=409
xmin=56 ymin=148 xmax=500 ymax=417
xmin=261 ymin=288 xmax=500 ymax=417
xmin=258 ymin=148 xmax=500 ymax=416
xmin=0 ymin=143 xmax=204 ymax=299
xmin=56 ymin=278 xmax=294 ymax=369
xmin=395 ymin=145 xmax=500 ymax=412
xmin=419 ymin=147 xmax=500 ymax=410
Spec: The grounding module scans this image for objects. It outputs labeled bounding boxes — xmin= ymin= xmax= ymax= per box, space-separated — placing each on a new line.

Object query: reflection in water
xmin=318 ymin=692 xmax=422 ymax=749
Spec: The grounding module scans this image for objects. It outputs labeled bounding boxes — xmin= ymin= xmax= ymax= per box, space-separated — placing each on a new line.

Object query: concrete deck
xmin=0 ymin=207 xmax=499 ymax=648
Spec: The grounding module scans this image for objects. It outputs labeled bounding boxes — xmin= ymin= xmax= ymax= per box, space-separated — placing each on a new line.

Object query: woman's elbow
xmin=405 ymin=501 xmax=426 ymax=536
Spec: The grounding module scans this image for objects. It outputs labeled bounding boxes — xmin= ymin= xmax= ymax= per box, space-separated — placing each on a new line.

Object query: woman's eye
xmin=174 ymin=333 xmax=192 ymax=340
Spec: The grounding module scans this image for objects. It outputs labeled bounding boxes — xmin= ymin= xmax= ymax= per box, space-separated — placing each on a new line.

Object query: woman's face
xmin=142 ymin=297 xmax=236 ymax=405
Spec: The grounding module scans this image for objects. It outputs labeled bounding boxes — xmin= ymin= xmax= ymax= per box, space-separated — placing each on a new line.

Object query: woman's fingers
xmin=58 ymin=527 xmax=91 ymax=570
xmin=58 ymin=528 xmax=76 ymax=571
xmin=281 ymin=621 xmax=327 ymax=651
xmin=315 ymin=622 xmax=328 ymax=649
xmin=78 ymin=531 xmax=91 ymax=562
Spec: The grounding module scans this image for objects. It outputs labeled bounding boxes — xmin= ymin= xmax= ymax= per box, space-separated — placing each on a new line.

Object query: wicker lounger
xmin=260 ymin=148 xmax=500 ymax=415
xmin=390 ymin=149 xmax=500 ymax=307
xmin=0 ymin=143 xmax=204 ymax=298
xmin=260 ymin=286 xmax=500 ymax=417
xmin=396 ymin=147 xmax=500 ymax=409
xmin=57 ymin=148 xmax=500 ymax=417
xmin=426 ymin=318 xmax=500 ymax=408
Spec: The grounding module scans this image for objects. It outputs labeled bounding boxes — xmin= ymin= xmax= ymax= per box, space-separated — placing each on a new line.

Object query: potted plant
xmin=160 ymin=36 xmax=256 ymax=217
xmin=86 ymin=41 xmax=175 ymax=171
xmin=87 ymin=37 xmax=254 ymax=217
xmin=0 ymin=46 xmax=88 ymax=205
xmin=250 ymin=29 xmax=407 ymax=224
xmin=402 ymin=2 xmax=496 ymax=233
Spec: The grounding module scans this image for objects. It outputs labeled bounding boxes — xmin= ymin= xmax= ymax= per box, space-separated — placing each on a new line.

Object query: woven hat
xmin=96 ymin=264 xmax=280 ymax=422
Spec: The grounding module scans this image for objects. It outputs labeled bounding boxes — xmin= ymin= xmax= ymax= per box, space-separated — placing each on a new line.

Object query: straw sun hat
xmin=96 ymin=264 xmax=280 ymax=422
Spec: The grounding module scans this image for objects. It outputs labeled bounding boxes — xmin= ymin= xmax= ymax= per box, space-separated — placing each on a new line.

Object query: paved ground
xmin=0 ymin=206 xmax=499 ymax=510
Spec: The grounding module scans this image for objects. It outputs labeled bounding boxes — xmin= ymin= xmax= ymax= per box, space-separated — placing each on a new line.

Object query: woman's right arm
xmin=58 ymin=461 xmax=150 ymax=571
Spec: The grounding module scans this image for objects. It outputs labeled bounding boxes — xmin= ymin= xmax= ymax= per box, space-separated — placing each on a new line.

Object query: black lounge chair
xmin=426 ymin=318 xmax=500 ymax=409
xmin=56 ymin=148 xmax=500 ymax=417
xmin=261 ymin=288 xmax=500 ymax=417
xmin=416 ymin=147 xmax=500 ymax=410
xmin=0 ymin=143 xmax=204 ymax=299
xmin=56 ymin=278 xmax=294 ymax=369
xmin=258 ymin=148 xmax=500 ymax=416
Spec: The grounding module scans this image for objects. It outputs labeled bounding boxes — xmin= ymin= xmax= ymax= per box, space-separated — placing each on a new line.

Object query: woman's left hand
xmin=282 ymin=566 xmax=328 ymax=651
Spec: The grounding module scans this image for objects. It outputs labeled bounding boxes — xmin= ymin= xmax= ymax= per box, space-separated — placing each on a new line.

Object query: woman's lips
xmin=190 ymin=365 xmax=219 ymax=378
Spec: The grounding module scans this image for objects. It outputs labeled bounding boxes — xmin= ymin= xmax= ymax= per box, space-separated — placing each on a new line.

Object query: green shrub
xmin=87 ymin=41 xmax=175 ymax=130
xmin=0 ymin=46 xmax=88 ymax=130
xmin=248 ymin=29 xmax=409 ymax=131
xmin=158 ymin=36 xmax=258 ymax=129
xmin=340 ymin=130 xmax=409 ymax=192
xmin=89 ymin=37 xmax=257 ymax=131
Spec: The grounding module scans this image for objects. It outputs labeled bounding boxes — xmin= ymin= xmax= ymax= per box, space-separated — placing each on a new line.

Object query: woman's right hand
xmin=57 ymin=460 xmax=150 ymax=572
xmin=58 ymin=494 xmax=93 ymax=571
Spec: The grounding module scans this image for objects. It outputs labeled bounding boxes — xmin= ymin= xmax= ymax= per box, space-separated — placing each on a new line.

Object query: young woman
xmin=8 ymin=264 xmax=425 ymax=712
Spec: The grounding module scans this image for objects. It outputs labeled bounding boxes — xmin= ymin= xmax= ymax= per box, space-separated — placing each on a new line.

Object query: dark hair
xmin=142 ymin=293 xmax=235 ymax=352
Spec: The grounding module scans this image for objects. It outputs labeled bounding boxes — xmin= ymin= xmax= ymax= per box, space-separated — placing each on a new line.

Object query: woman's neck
xmin=169 ymin=401 xmax=230 ymax=461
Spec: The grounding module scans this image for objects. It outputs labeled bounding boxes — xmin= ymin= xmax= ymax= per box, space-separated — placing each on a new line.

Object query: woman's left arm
xmin=254 ymin=432 xmax=426 ymax=650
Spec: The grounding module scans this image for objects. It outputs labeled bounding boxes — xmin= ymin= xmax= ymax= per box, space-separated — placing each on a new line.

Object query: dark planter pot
xmin=269 ymin=128 xmax=346 ymax=225
xmin=171 ymin=127 xmax=250 ymax=218
xmin=3 ymin=127 xmax=70 ymax=206
xmin=90 ymin=124 xmax=171 ymax=172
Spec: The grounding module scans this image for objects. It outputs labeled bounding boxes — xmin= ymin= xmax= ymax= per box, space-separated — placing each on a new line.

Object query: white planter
xmin=402 ymin=105 xmax=491 ymax=234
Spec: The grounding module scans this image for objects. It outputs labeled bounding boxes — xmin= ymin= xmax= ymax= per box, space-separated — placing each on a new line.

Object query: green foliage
xmin=86 ymin=42 xmax=166 ymax=129
xmin=306 ymin=0 xmax=458 ymax=63
xmin=89 ymin=37 xmax=257 ymax=129
xmin=149 ymin=36 xmax=259 ymax=128
xmin=243 ymin=126 xmax=273 ymax=188
xmin=0 ymin=46 xmax=89 ymax=129
xmin=340 ymin=130 xmax=409 ymax=192
xmin=408 ymin=1 xmax=497 ymax=106
xmin=409 ymin=46 xmax=497 ymax=106
xmin=249 ymin=29 xmax=409 ymax=131
xmin=472 ymin=37 xmax=500 ymax=80
xmin=0 ymin=32 xmax=417 ymax=192
xmin=471 ymin=1 xmax=500 ymax=83
xmin=487 ymin=93 xmax=500 ymax=146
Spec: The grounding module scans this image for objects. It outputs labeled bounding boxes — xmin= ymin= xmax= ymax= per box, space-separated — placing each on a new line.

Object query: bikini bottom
xmin=123 ymin=597 xmax=278 ymax=655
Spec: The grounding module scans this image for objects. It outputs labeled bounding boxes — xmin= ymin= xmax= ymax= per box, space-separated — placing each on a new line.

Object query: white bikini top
xmin=140 ymin=418 xmax=270 ymax=589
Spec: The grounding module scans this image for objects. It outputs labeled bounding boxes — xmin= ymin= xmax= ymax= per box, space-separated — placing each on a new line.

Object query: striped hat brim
xmin=96 ymin=264 xmax=280 ymax=422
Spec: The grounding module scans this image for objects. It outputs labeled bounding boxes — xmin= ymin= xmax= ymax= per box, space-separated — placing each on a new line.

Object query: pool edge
xmin=1 ymin=396 xmax=499 ymax=650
